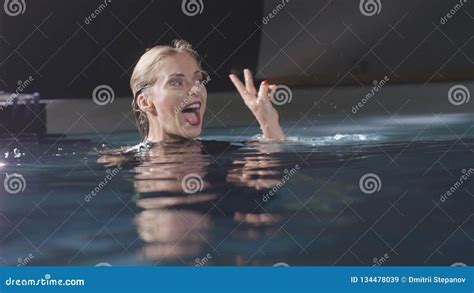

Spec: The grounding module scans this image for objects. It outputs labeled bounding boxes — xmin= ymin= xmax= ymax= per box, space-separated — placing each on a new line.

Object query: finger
xmin=268 ymin=85 xmax=277 ymax=99
xmin=257 ymin=80 xmax=269 ymax=101
xmin=243 ymin=69 xmax=257 ymax=96
xmin=229 ymin=74 xmax=253 ymax=105
xmin=229 ymin=74 xmax=246 ymax=96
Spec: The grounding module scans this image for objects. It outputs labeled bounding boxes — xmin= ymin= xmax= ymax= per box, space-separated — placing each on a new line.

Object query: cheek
xmin=202 ymin=88 xmax=208 ymax=104
xmin=155 ymin=93 xmax=179 ymax=117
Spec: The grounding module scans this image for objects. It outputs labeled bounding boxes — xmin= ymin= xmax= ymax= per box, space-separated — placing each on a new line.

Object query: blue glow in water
xmin=0 ymin=113 xmax=472 ymax=266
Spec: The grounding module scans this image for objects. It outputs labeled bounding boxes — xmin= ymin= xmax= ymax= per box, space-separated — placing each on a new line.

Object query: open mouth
xmin=181 ymin=101 xmax=201 ymax=126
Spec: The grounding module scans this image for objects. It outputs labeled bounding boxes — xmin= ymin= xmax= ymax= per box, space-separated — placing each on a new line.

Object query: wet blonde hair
xmin=130 ymin=39 xmax=201 ymax=142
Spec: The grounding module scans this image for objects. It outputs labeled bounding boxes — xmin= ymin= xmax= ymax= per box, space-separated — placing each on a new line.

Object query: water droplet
xmin=13 ymin=148 xmax=22 ymax=158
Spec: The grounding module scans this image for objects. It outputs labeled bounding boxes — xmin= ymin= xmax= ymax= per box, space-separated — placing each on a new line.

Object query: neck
xmin=146 ymin=124 xmax=189 ymax=143
xmin=145 ymin=114 xmax=169 ymax=142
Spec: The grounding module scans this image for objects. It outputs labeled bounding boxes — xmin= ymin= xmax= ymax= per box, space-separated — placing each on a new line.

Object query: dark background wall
xmin=0 ymin=0 xmax=263 ymax=98
xmin=0 ymin=0 xmax=472 ymax=99
xmin=257 ymin=0 xmax=473 ymax=85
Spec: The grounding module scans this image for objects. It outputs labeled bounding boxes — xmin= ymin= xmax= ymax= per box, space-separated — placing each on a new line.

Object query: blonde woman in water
xmin=130 ymin=39 xmax=286 ymax=143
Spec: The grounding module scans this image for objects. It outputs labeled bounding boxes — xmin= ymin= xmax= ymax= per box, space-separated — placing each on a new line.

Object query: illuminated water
xmin=0 ymin=113 xmax=473 ymax=266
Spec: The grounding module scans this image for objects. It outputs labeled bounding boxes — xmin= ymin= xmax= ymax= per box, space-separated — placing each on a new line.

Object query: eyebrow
xmin=167 ymin=70 xmax=205 ymax=78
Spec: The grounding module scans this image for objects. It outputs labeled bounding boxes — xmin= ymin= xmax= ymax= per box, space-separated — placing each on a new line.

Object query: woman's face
xmin=145 ymin=52 xmax=207 ymax=141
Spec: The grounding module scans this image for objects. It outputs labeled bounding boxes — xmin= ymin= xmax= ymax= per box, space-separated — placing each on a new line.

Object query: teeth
xmin=184 ymin=103 xmax=200 ymax=110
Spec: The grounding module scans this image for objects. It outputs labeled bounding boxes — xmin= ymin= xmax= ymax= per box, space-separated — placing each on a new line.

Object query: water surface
xmin=0 ymin=114 xmax=473 ymax=266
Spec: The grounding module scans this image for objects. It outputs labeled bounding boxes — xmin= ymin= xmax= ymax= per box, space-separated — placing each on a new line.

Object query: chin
xmin=185 ymin=127 xmax=202 ymax=139
xmin=177 ymin=125 xmax=202 ymax=140
xmin=177 ymin=115 xmax=204 ymax=140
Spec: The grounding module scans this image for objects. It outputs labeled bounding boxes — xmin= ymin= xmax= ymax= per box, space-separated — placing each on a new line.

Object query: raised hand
xmin=229 ymin=69 xmax=285 ymax=140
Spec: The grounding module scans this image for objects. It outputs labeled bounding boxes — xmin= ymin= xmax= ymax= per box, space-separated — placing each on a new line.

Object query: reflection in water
xmin=135 ymin=209 xmax=211 ymax=260
xmin=2 ymin=127 xmax=472 ymax=266
xmin=99 ymin=140 xmax=294 ymax=265
xmin=95 ymin=136 xmax=474 ymax=266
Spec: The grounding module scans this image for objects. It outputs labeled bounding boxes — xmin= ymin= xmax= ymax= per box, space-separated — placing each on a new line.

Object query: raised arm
xmin=229 ymin=69 xmax=286 ymax=141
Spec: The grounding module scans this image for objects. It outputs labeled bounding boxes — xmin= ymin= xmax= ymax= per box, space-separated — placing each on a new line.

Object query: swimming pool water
xmin=0 ymin=113 xmax=473 ymax=266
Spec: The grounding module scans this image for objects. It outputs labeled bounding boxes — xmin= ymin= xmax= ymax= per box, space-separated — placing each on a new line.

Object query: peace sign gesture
xmin=229 ymin=69 xmax=285 ymax=140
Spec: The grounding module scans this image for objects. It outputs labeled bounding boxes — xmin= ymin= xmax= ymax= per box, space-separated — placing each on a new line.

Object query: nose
xmin=190 ymin=89 xmax=198 ymax=98
xmin=187 ymin=83 xmax=202 ymax=100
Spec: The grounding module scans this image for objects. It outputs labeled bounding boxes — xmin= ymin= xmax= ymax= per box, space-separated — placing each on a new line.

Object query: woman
xmin=130 ymin=39 xmax=286 ymax=143
xmin=97 ymin=41 xmax=288 ymax=262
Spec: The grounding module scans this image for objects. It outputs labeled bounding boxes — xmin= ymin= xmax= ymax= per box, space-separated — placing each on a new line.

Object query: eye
xmin=169 ymin=78 xmax=184 ymax=87
xmin=195 ymin=78 xmax=204 ymax=86
xmin=195 ymin=72 xmax=209 ymax=86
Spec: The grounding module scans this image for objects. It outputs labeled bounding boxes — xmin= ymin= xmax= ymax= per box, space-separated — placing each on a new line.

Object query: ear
xmin=136 ymin=93 xmax=157 ymax=116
